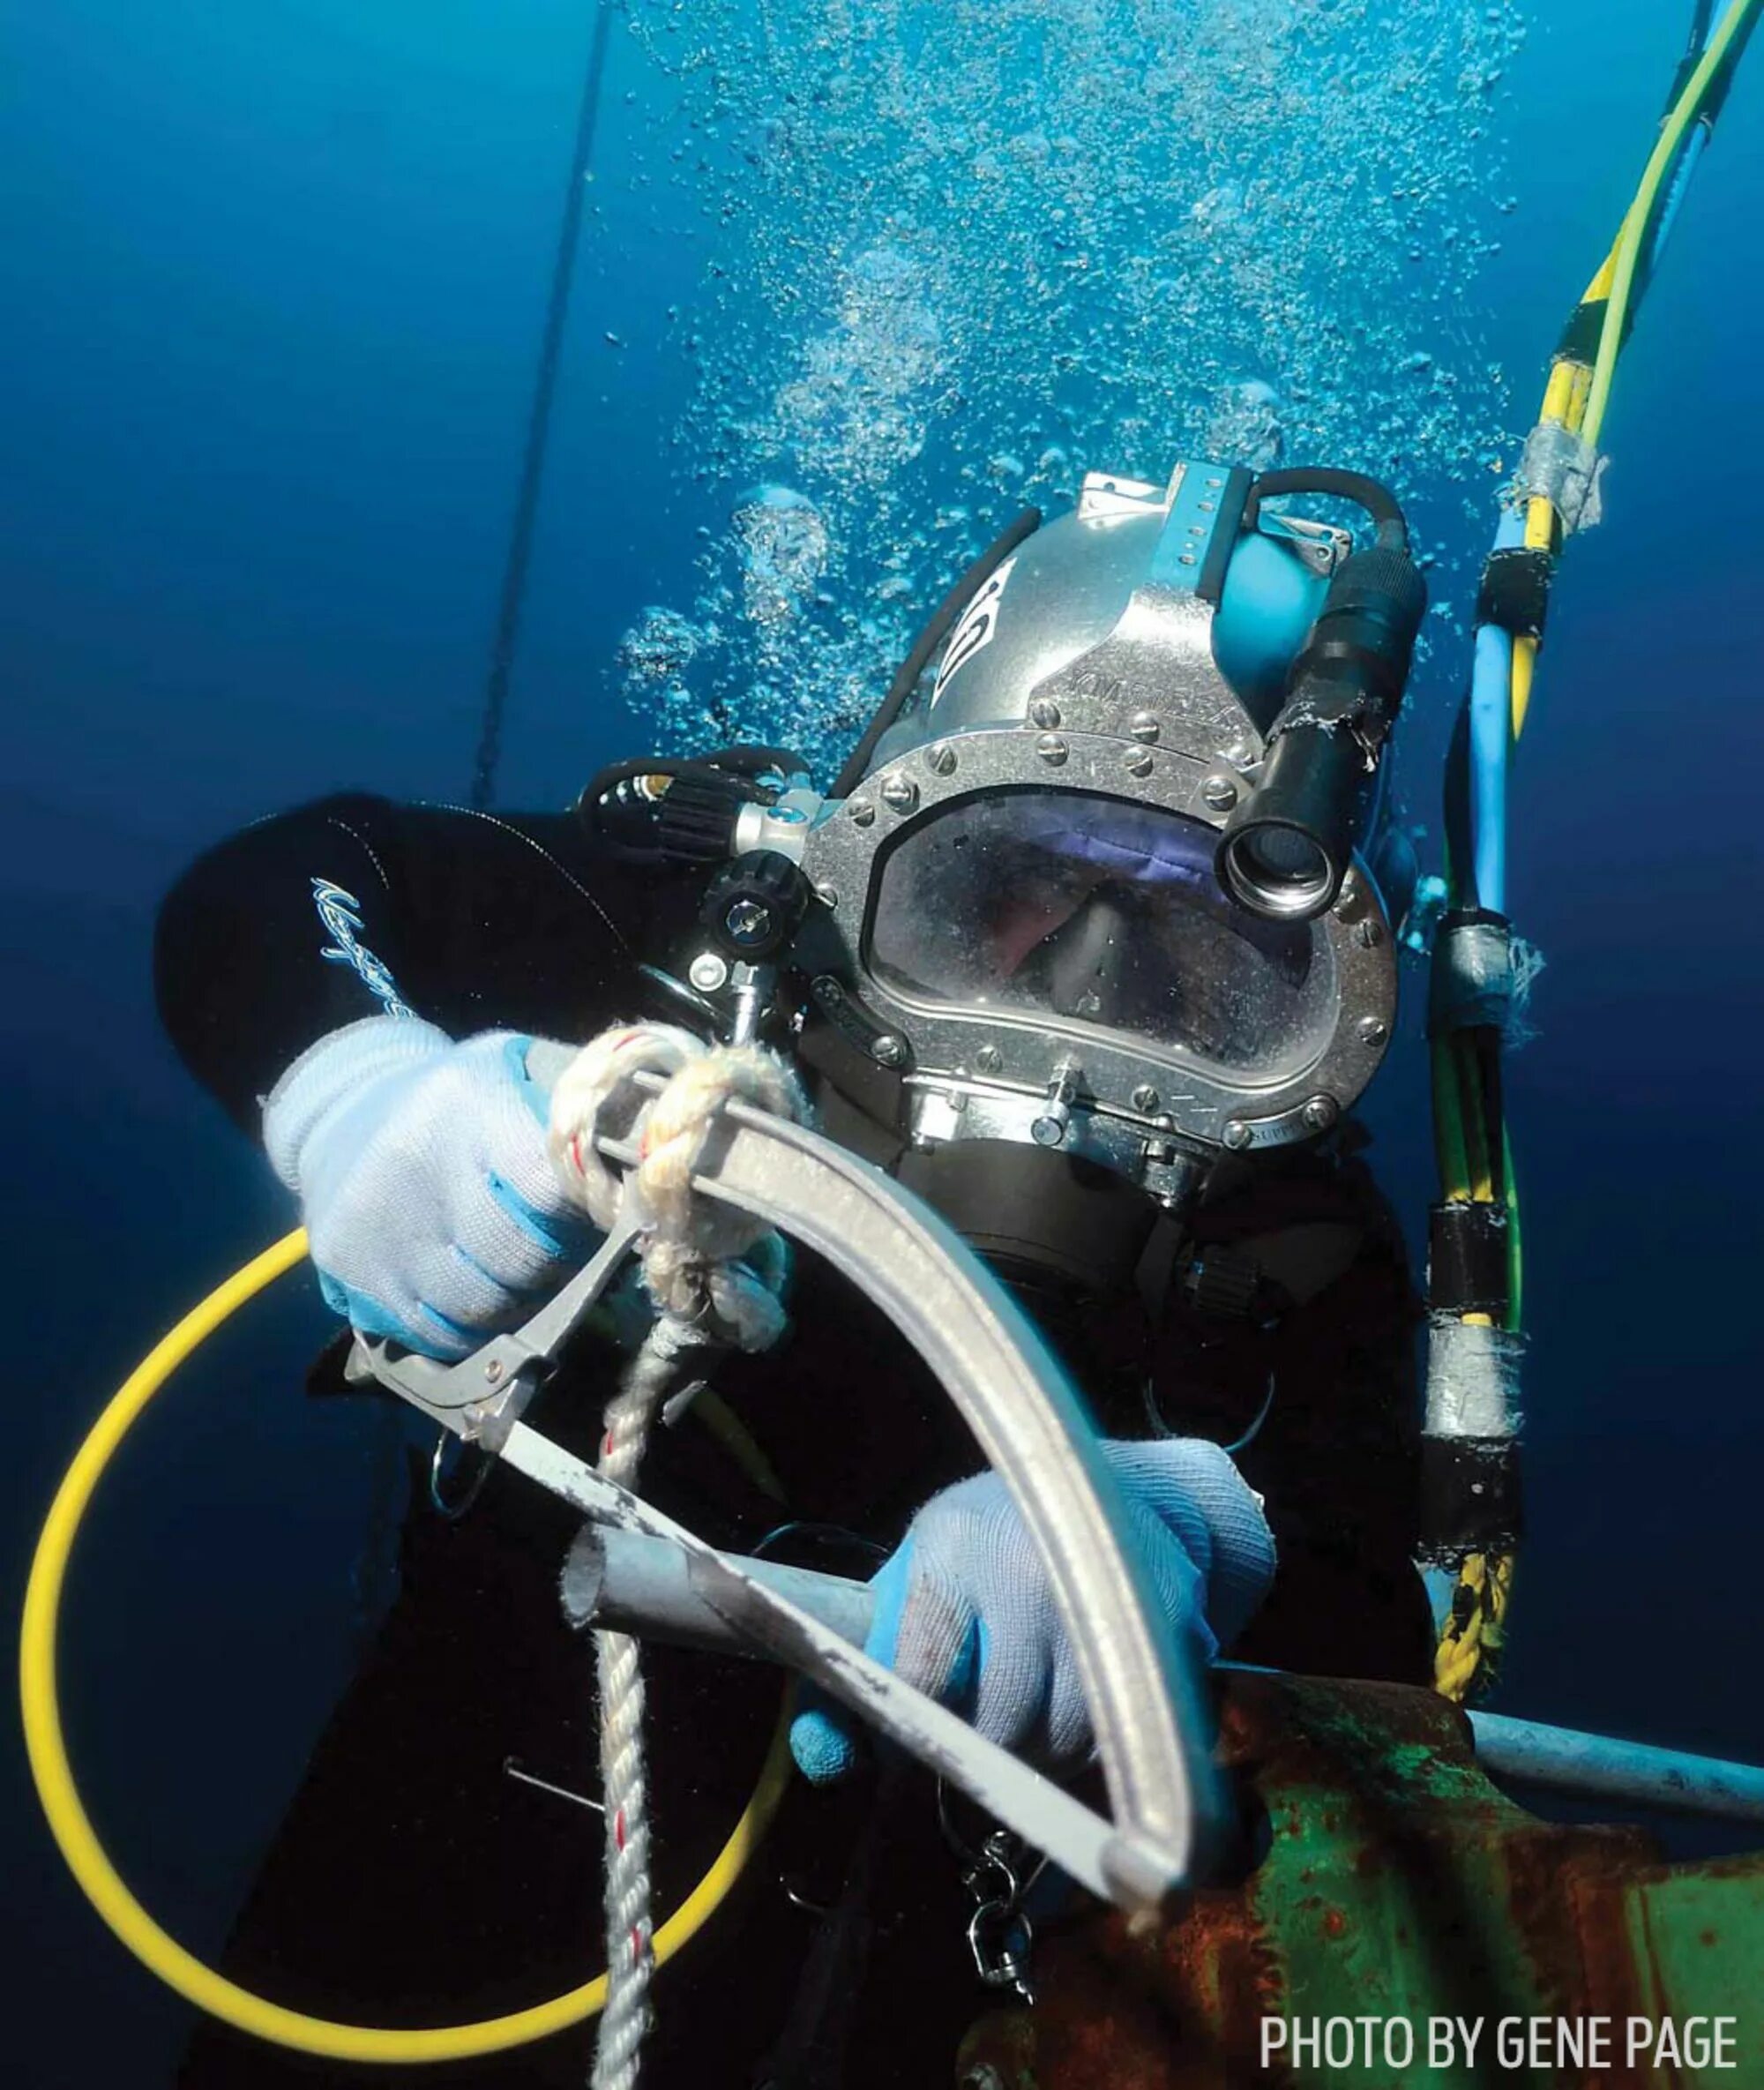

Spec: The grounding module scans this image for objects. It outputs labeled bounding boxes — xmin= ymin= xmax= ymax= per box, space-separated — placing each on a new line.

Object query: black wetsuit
xmin=154 ymin=792 xmax=1431 ymax=2089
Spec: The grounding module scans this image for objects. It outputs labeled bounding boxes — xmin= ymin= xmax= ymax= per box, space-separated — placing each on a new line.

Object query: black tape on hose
xmin=1476 ymin=546 xmax=1553 ymax=640
xmin=1417 ymin=1437 xmax=1524 ymax=1559
xmin=1428 ymin=1202 xmax=1511 ymax=1319
xmin=1556 ymin=300 xmax=1606 ymax=368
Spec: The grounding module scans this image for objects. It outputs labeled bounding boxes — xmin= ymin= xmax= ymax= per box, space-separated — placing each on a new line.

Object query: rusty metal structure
xmin=957 ymin=1673 xmax=1763 ymax=2088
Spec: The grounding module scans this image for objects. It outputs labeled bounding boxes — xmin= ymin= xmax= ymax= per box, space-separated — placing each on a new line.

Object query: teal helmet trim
xmin=1212 ymin=526 xmax=1331 ymax=718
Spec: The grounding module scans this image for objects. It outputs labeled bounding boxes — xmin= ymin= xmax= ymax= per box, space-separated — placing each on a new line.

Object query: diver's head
xmin=785 ymin=460 xmax=1409 ymax=1245
xmin=594 ymin=459 xmax=1420 ymax=1295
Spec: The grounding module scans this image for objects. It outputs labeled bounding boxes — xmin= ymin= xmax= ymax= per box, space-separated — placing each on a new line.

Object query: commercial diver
xmin=144 ymin=455 xmax=1435 ymax=2086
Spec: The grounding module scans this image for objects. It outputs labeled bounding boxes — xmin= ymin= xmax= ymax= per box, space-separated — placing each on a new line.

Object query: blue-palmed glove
xmin=789 ymin=1438 xmax=1275 ymax=1782
xmin=263 ymin=1015 xmax=594 ymax=1360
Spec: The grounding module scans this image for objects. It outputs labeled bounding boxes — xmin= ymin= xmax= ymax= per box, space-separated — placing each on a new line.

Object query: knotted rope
xmin=549 ymin=1024 xmax=805 ymax=2090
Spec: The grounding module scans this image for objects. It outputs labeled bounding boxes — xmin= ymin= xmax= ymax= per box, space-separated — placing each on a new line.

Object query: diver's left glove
xmin=789 ymin=1438 xmax=1274 ymax=1782
xmin=263 ymin=1015 xmax=594 ymax=1360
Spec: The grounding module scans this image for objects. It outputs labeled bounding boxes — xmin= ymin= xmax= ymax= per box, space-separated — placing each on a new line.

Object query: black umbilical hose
xmin=1241 ymin=468 xmax=1410 ymax=554
xmin=831 ymin=508 xmax=1043 ymax=798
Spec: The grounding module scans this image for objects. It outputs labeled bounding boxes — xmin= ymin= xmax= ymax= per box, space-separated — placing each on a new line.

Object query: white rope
xmin=549 ymin=1023 xmax=806 ymax=2090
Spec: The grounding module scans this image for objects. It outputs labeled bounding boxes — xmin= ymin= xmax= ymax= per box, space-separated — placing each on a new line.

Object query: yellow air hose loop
xmin=19 ymin=1228 xmax=796 ymax=2065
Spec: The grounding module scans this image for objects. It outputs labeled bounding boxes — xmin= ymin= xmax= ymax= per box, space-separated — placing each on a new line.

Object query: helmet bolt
xmin=925 ymin=743 xmax=958 ymax=775
xmin=1354 ymin=918 xmax=1384 ymax=948
xmin=1301 ymin=1094 xmax=1339 ymax=1132
xmin=848 ymin=798 xmax=877 ymax=828
xmin=975 ymin=1045 xmax=1004 ymax=1075
xmin=1124 ymin=748 xmax=1155 ymax=779
xmin=1131 ymin=1083 xmax=1160 ymax=1112
xmin=1128 ymin=712 xmax=1161 ymax=744
xmin=724 ymin=898 xmax=773 ymax=946
xmin=879 ymin=773 xmax=919 ymax=813
xmin=1035 ymin=734 xmax=1069 ymax=766
xmin=871 ymin=1034 xmax=908 ymax=1068
xmin=1358 ymin=1015 xmax=1389 ymax=1045
xmin=813 ymin=882 xmax=840 ymax=910
xmin=688 ymin=952 xmax=729 ymax=993
xmin=1201 ymin=773 xmax=1238 ymax=811
xmin=1222 ymin=1119 xmax=1254 ymax=1151
xmin=1029 ymin=699 xmax=1062 ymax=730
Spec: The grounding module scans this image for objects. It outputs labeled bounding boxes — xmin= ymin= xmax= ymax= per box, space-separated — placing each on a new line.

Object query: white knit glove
xmin=790 ymin=1438 xmax=1275 ymax=1781
xmin=264 ymin=1015 xmax=592 ymax=1359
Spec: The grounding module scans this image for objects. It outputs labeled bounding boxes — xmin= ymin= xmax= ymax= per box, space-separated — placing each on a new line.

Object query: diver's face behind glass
xmin=867 ymin=791 xmax=1338 ymax=1082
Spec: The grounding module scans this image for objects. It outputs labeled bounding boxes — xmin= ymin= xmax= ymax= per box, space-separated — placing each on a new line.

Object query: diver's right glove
xmin=789 ymin=1438 xmax=1274 ymax=1782
xmin=263 ymin=1015 xmax=594 ymax=1360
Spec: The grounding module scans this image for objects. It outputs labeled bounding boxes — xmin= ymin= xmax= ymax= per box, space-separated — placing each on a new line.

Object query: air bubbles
xmin=618 ymin=0 xmax=1528 ymax=769
xmin=1204 ymin=379 xmax=1286 ymax=472
xmin=732 ymin=485 xmax=829 ymax=636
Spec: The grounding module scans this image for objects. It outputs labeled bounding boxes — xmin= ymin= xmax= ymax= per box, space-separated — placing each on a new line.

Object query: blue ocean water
xmin=4 ymin=2 xmax=1762 ymax=2080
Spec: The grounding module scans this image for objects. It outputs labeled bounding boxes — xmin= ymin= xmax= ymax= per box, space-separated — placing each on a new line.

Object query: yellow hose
xmin=1584 ymin=0 xmax=1760 ymax=446
xmin=19 ymin=1228 xmax=794 ymax=2064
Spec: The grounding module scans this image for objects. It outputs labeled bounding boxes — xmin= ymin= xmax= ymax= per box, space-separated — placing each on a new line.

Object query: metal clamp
xmin=346 ymin=1210 xmax=646 ymax=1446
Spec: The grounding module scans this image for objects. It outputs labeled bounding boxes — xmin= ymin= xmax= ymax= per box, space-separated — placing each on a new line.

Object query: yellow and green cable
xmin=1430 ymin=0 xmax=1762 ymax=1702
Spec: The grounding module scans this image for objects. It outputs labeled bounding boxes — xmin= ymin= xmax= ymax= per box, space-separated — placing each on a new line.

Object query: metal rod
xmin=579 ymin=1528 xmax=1764 ymax=1832
xmin=504 ymin=1757 xmax=604 ymax=1811
xmin=1467 ymin=1710 xmax=1764 ymax=1824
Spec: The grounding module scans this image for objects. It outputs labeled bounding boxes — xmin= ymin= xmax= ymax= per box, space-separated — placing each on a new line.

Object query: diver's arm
xmin=153 ymin=791 xmax=687 ymax=1130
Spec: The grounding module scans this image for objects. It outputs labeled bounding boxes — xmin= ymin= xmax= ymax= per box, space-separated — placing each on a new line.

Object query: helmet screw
xmin=1132 ymin=1083 xmax=1160 ymax=1112
xmin=725 ymin=898 xmax=774 ymax=946
xmin=483 ymin=1357 xmax=505 ymax=1384
xmin=1128 ymin=712 xmax=1161 ymax=744
xmin=1124 ymin=747 xmax=1155 ymax=779
xmin=975 ymin=1044 xmax=1004 ymax=1075
xmin=813 ymin=882 xmax=840 ymax=910
xmin=1035 ymin=733 xmax=1069 ymax=766
xmin=1222 ymin=1119 xmax=1254 ymax=1151
xmin=1354 ymin=918 xmax=1383 ymax=948
xmin=879 ymin=773 xmax=919 ymax=813
xmin=1029 ymin=699 xmax=1062 ymax=730
xmin=924 ymin=743 xmax=958 ymax=775
xmin=688 ymin=952 xmax=729 ymax=993
xmin=871 ymin=1033 xmax=908 ymax=1068
xmin=1301 ymin=1094 xmax=1339 ymax=1132
xmin=1357 ymin=1015 xmax=1389 ymax=1045
xmin=848 ymin=798 xmax=877 ymax=828
xmin=1201 ymin=773 xmax=1238 ymax=811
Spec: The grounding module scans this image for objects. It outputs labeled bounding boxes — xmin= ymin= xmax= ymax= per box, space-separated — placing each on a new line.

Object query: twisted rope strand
xmin=550 ymin=1026 xmax=806 ymax=2090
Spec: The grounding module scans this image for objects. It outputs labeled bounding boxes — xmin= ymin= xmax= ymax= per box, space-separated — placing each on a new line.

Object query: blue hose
xmin=1466 ymin=511 xmax=1524 ymax=913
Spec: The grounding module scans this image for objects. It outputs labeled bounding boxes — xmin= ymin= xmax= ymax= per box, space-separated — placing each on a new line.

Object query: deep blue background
xmin=4 ymin=4 xmax=1762 ymax=2082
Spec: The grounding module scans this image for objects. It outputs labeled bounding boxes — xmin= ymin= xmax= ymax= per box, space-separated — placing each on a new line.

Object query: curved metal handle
xmin=359 ymin=1075 xmax=1234 ymax=1905
xmin=606 ymin=1082 xmax=1233 ymax=1894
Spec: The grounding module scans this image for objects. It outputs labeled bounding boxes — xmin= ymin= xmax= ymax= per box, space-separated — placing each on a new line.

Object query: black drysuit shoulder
xmin=153 ymin=792 xmax=700 ymax=1129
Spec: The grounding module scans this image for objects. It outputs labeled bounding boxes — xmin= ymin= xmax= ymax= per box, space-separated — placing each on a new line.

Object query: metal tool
xmin=348 ymin=1075 xmax=1229 ymax=1911
xmin=346 ymin=1209 xmax=647 ymax=1446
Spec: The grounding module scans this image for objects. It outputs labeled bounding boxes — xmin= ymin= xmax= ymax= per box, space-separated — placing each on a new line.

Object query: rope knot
xmin=549 ymin=1023 xmax=805 ymax=1348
